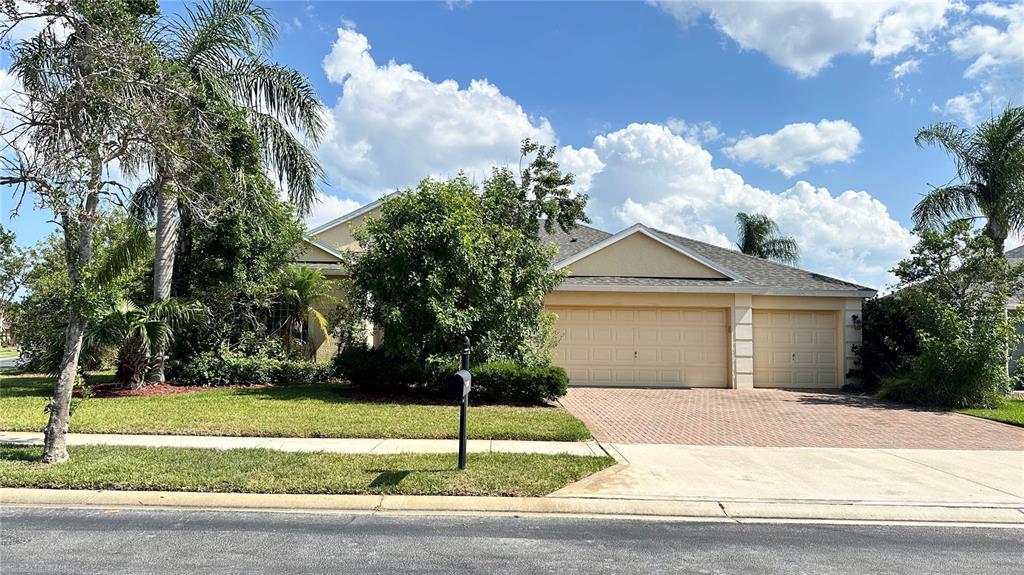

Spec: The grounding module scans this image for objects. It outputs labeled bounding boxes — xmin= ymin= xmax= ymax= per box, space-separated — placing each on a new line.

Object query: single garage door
xmin=753 ymin=310 xmax=838 ymax=388
xmin=549 ymin=306 xmax=729 ymax=387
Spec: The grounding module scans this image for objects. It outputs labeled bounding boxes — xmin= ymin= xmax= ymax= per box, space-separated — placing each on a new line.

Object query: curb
xmin=3 ymin=488 xmax=1022 ymax=526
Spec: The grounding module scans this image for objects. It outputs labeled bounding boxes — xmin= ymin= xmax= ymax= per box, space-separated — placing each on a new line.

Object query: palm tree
xmin=138 ymin=0 xmax=326 ymax=381
xmin=913 ymin=106 xmax=1024 ymax=254
xmin=276 ymin=265 xmax=334 ymax=360
xmin=735 ymin=212 xmax=800 ymax=265
xmin=86 ymin=299 xmax=202 ymax=389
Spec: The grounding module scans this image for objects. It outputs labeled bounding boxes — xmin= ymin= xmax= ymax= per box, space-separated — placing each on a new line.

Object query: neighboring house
xmin=299 ymin=199 xmax=875 ymax=389
xmin=1004 ymin=245 xmax=1024 ymax=382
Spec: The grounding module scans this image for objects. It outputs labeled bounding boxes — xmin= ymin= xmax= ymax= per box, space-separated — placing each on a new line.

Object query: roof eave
xmin=553 ymin=283 xmax=877 ymax=298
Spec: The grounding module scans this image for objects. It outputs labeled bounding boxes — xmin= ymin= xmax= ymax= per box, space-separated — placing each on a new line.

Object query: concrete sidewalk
xmin=0 ymin=431 xmax=605 ymax=457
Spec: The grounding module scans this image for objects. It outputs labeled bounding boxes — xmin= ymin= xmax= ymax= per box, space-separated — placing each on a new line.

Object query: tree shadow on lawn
xmin=0 ymin=372 xmax=116 ymax=398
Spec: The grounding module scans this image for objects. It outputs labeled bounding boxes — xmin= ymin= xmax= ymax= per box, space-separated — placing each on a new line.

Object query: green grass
xmin=959 ymin=399 xmax=1024 ymax=428
xmin=0 ymin=346 xmax=17 ymax=359
xmin=0 ymin=444 xmax=613 ymax=497
xmin=0 ymin=372 xmax=590 ymax=441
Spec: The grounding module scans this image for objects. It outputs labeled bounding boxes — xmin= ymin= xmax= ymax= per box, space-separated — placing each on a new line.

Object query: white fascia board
xmin=554 ymin=223 xmax=746 ymax=281
xmin=302 ymin=237 xmax=347 ymax=261
xmin=306 ymin=192 xmax=397 ymax=237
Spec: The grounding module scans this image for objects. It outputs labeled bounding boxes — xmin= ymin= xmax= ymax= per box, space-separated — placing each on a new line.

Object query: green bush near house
xmin=333 ymin=347 xmax=569 ymax=405
xmin=173 ymin=352 xmax=332 ymax=387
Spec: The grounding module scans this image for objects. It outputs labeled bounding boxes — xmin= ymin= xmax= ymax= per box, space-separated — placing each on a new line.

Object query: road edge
xmin=2 ymin=488 xmax=1022 ymax=527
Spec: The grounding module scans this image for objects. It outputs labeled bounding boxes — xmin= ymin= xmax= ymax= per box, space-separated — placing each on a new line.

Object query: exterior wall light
xmin=851 ymin=314 xmax=863 ymax=330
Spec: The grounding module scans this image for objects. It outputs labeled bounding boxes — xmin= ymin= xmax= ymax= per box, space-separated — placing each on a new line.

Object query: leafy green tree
xmin=0 ymin=0 xmax=168 ymax=462
xmin=0 ymin=225 xmax=28 ymax=344
xmin=276 ymin=265 xmax=333 ymax=360
xmin=913 ymin=106 xmax=1024 ymax=254
xmin=734 ymin=212 xmax=800 ymax=264
xmin=86 ymin=298 xmax=201 ymax=389
xmin=882 ymin=221 xmax=1024 ymax=407
xmin=139 ymin=0 xmax=325 ymax=382
xmin=348 ymin=143 xmax=588 ymax=365
xmin=9 ymin=216 xmax=152 ymax=376
xmin=169 ymin=176 xmax=304 ymax=360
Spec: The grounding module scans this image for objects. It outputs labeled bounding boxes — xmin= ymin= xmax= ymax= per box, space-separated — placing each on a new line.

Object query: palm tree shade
xmin=277 ymin=265 xmax=334 ymax=361
xmin=913 ymin=106 xmax=1024 ymax=254
xmin=735 ymin=212 xmax=800 ymax=265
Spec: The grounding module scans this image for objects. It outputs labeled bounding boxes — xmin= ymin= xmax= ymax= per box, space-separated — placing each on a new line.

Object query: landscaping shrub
xmin=174 ymin=352 xmax=331 ymax=387
xmin=332 ymin=346 xmax=432 ymax=392
xmin=469 ymin=362 xmax=569 ymax=404
xmin=333 ymin=346 xmax=568 ymax=404
xmin=857 ymin=295 xmax=919 ymax=391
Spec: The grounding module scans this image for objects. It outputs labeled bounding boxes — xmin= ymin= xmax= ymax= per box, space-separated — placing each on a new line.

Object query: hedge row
xmin=173 ymin=352 xmax=332 ymax=387
xmin=332 ymin=347 xmax=568 ymax=405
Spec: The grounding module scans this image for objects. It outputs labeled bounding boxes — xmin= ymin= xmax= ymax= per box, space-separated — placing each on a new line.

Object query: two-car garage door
xmin=550 ymin=306 xmax=840 ymax=389
xmin=550 ymin=306 xmax=729 ymax=387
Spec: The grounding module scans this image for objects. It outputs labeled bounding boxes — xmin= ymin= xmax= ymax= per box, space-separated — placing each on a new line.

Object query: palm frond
xmin=92 ymin=224 xmax=153 ymax=287
xmin=247 ymin=110 xmax=325 ymax=215
xmin=911 ymin=184 xmax=978 ymax=230
xmin=760 ymin=237 xmax=800 ymax=265
xmin=228 ymin=59 xmax=325 ymax=143
xmin=915 ymin=122 xmax=973 ymax=181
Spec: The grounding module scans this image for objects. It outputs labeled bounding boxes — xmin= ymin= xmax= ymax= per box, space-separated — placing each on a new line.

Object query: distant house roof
xmin=540 ymin=223 xmax=875 ymax=297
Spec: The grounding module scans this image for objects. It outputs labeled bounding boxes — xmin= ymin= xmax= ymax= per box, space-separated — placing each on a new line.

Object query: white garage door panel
xmin=753 ymin=310 xmax=839 ymax=389
xmin=550 ymin=306 xmax=728 ymax=387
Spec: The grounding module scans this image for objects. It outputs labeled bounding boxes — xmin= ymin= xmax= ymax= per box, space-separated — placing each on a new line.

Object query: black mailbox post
xmin=446 ymin=336 xmax=472 ymax=470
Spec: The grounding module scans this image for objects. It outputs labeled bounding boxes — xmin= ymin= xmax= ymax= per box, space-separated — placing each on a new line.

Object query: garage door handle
xmin=792 ymin=353 xmax=796 ymax=362
xmin=634 ymin=351 xmax=638 ymax=359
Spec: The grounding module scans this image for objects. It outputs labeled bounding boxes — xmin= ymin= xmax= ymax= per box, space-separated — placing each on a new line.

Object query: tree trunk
xmin=42 ymin=167 xmax=101 ymax=464
xmin=151 ymin=173 xmax=179 ymax=383
xmin=41 ymin=310 xmax=87 ymax=464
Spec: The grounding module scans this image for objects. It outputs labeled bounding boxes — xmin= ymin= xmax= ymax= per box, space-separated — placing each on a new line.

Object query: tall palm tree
xmin=735 ymin=212 xmax=800 ymax=265
xmin=913 ymin=106 xmax=1024 ymax=254
xmin=86 ymin=299 xmax=202 ymax=389
xmin=138 ymin=0 xmax=326 ymax=380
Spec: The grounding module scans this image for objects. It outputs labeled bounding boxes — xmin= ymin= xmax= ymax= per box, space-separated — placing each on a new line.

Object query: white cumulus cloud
xmin=564 ymin=123 xmax=913 ymax=289
xmin=724 ymin=120 xmax=862 ymax=177
xmin=655 ymin=1 xmax=961 ymax=77
xmin=314 ymin=27 xmax=555 ymax=202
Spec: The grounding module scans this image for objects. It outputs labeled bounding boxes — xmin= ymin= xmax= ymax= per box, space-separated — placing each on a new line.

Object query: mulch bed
xmin=78 ymin=382 xmax=270 ymax=399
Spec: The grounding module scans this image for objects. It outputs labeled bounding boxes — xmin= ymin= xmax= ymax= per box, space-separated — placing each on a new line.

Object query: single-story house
xmin=298 ymin=199 xmax=876 ymax=390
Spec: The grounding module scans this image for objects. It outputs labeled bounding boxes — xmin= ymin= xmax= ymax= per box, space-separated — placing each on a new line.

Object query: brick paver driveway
xmin=560 ymin=388 xmax=1024 ymax=450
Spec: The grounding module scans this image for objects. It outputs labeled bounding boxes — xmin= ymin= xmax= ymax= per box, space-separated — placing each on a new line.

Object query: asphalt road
xmin=1 ymin=507 xmax=1019 ymax=574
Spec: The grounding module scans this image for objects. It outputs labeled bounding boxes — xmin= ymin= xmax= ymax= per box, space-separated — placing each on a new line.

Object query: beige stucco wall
xmin=310 ymin=206 xmax=381 ymax=253
xmin=566 ymin=233 xmax=727 ymax=279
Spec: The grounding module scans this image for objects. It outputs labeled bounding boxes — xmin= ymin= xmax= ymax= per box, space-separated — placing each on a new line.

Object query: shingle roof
xmin=542 ymin=223 xmax=875 ymax=295
xmin=1006 ymin=245 xmax=1024 ymax=261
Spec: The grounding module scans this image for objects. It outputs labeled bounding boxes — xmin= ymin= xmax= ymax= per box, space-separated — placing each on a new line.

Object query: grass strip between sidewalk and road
xmin=0 ymin=373 xmax=591 ymax=441
xmin=0 ymin=445 xmax=614 ymax=497
xmin=959 ymin=399 xmax=1024 ymax=428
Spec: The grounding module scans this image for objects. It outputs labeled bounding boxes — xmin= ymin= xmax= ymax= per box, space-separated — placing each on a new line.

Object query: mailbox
xmin=447 ymin=369 xmax=471 ymax=399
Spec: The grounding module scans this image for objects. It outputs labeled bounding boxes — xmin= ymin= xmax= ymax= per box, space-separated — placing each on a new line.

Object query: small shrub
xmin=276 ymin=360 xmax=332 ymax=386
xmin=174 ymin=352 xmax=331 ymax=387
xmin=332 ymin=346 xmax=429 ymax=392
xmin=333 ymin=347 xmax=568 ymax=404
xmin=470 ymin=362 xmax=569 ymax=404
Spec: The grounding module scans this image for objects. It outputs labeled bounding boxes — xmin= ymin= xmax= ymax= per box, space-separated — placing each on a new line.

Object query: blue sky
xmin=3 ymin=1 xmax=1023 ymax=290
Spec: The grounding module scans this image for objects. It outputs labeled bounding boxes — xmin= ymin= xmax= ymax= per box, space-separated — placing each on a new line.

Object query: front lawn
xmin=0 ymin=346 xmax=17 ymax=359
xmin=0 ymin=373 xmax=590 ymax=441
xmin=0 ymin=445 xmax=613 ymax=496
xmin=959 ymin=399 xmax=1024 ymax=428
